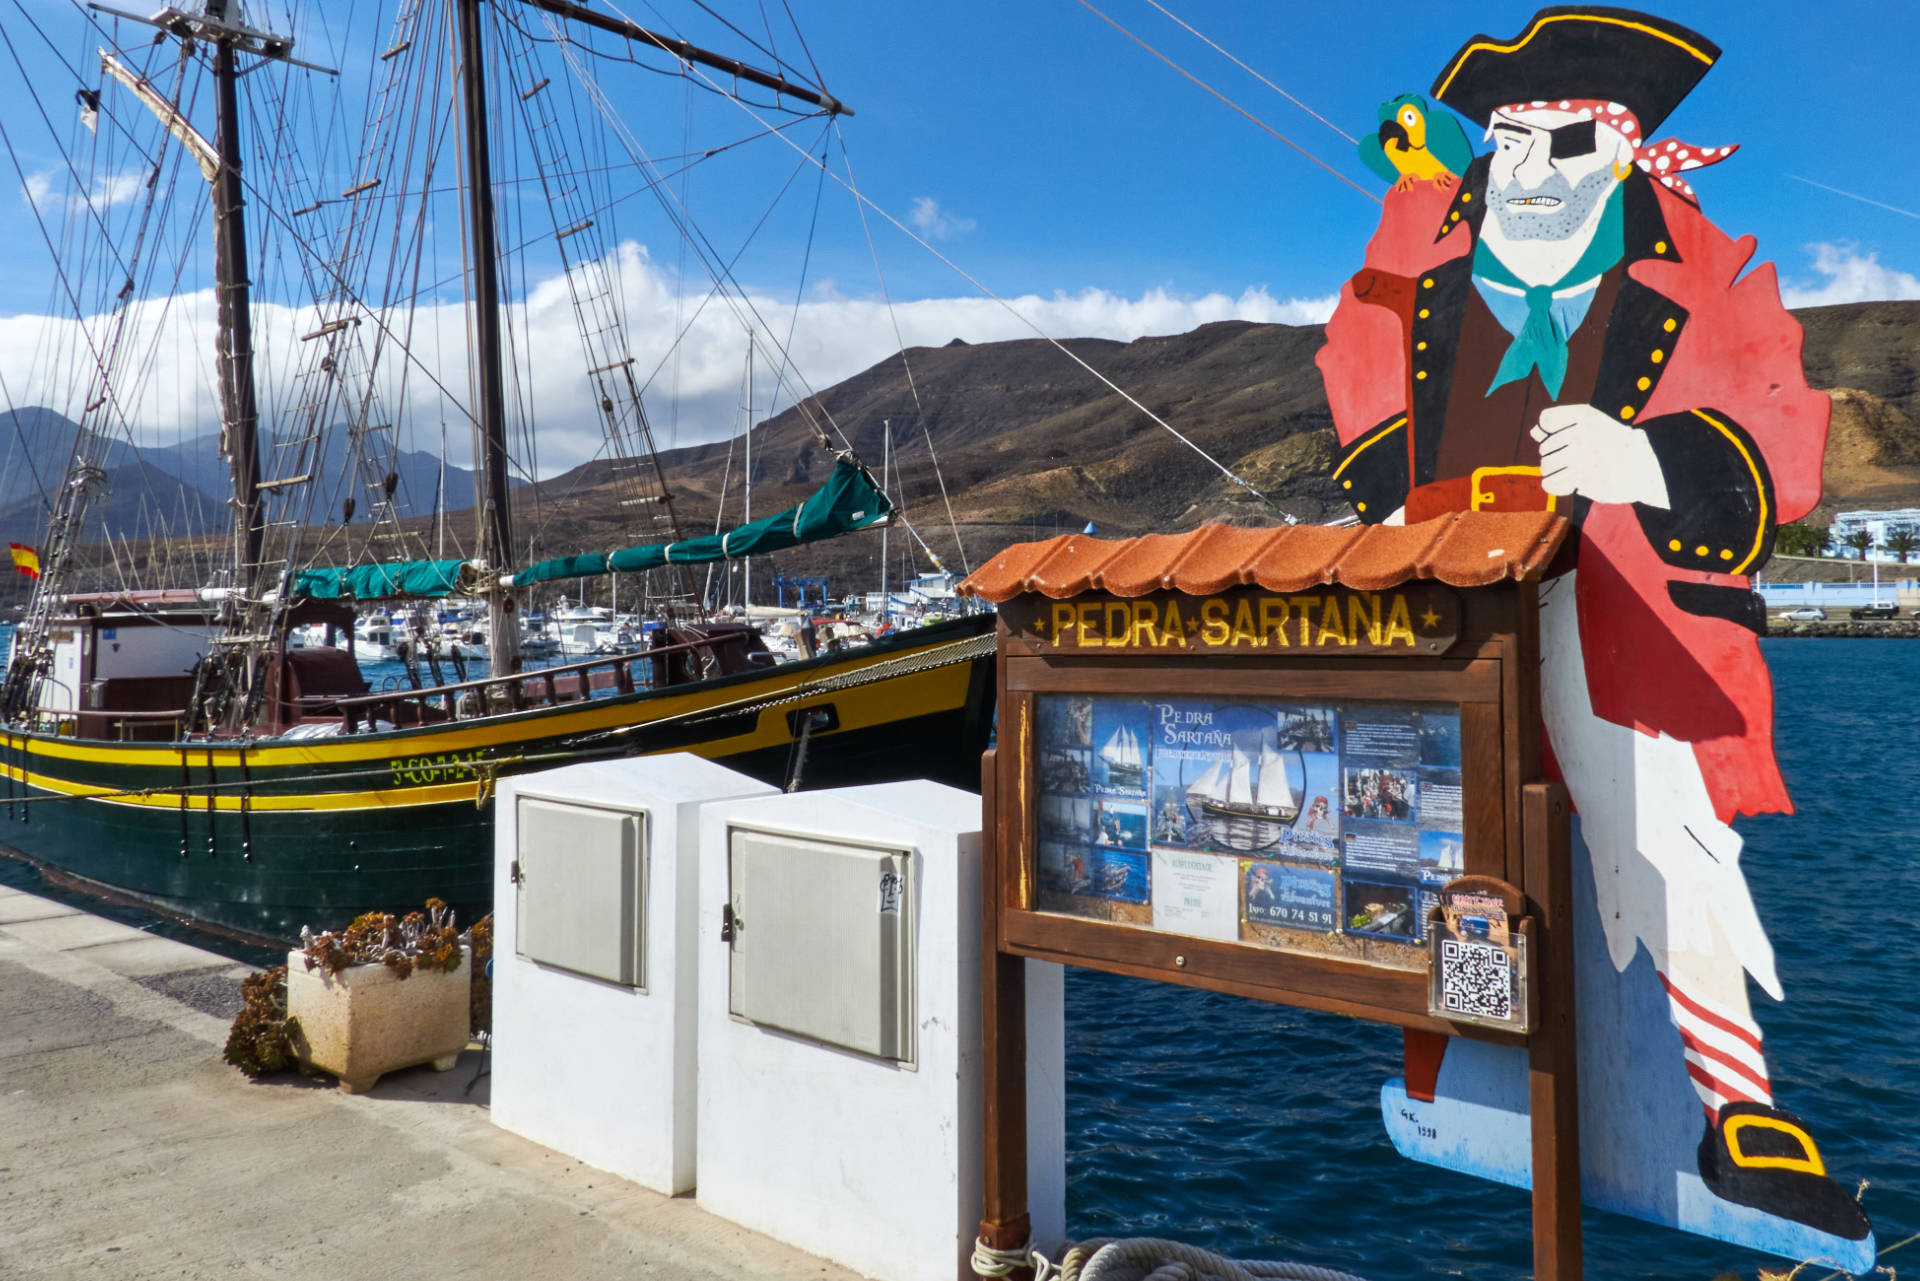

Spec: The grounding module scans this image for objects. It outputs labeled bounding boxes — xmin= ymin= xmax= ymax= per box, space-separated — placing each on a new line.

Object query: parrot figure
xmin=1358 ymin=94 xmax=1473 ymax=191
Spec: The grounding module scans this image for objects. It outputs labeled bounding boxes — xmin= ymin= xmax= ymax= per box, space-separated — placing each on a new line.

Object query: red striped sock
xmin=1659 ymin=973 xmax=1772 ymax=1119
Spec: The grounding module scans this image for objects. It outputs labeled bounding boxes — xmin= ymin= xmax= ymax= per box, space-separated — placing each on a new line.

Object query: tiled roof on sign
xmin=957 ymin=511 xmax=1569 ymax=602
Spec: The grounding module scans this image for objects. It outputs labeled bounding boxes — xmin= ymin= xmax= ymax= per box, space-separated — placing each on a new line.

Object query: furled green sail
xmin=290 ymin=558 xmax=478 ymax=600
xmin=288 ymin=457 xmax=890 ymax=599
xmin=512 ymin=455 xmax=892 ymax=587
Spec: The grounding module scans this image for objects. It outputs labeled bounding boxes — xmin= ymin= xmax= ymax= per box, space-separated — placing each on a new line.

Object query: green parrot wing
xmin=1357 ymin=133 xmax=1398 ymax=184
xmin=1426 ymin=108 xmax=1476 ymax=178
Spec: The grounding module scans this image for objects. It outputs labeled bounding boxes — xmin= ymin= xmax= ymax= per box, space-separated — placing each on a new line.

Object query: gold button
xmin=1620 ymin=406 xmax=1636 ymax=420
xmin=1417 ymin=341 xmax=1428 ymax=351
xmin=1422 ymin=278 xmax=1434 ymax=289
xmin=1655 ymin=240 xmax=1668 ymax=254
xmin=1695 ymin=545 xmax=1709 ymax=557
xmin=1462 ymin=192 xmax=1472 ymax=202
xmin=1356 ymin=502 xmax=1367 ymax=513
xmin=1637 ymin=376 xmax=1652 ymax=391
xmin=1668 ymin=539 xmax=1682 ymax=552
xmin=1419 ymin=308 xmax=1430 ymax=319
xmin=1342 ymin=479 xmax=1352 ymax=490
xmin=1719 ymin=549 xmax=1734 ymax=561
xmin=1449 ymin=211 xmax=1460 ymax=222
xmin=1663 ymin=317 xmax=1678 ymax=333
xmin=1416 ymin=370 xmax=1428 ymax=380
xmin=1651 ymin=349 xmax=1665 ymax=363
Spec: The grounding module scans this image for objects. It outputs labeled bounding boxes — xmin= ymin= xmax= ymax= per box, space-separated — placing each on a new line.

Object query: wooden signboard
xmin=963 ymin=512 xmax=1584 ymax=1278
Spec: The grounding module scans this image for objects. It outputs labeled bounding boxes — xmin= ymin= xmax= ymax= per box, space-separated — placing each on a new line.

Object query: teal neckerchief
xmin=1471 ymin=186 xmax=1625 ymax=398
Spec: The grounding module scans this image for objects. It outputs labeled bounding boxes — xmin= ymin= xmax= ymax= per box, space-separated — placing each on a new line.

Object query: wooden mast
xmin=210 ymin=18 xmax=264 ymax=592
xmin=455 ymin=0 xmax=522 ymax=673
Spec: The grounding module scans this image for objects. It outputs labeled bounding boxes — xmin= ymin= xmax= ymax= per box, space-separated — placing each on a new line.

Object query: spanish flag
xmin=9 ymin=543 xmax=40 ymax=579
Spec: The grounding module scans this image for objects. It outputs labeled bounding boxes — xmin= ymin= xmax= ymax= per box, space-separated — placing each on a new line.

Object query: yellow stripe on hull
xmin=0 ymin=655 xmax=974 ymax=813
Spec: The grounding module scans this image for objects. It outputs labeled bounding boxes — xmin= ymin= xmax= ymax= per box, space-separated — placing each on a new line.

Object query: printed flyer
xmin=1032 ymin=694 xmax=1466 ymax=950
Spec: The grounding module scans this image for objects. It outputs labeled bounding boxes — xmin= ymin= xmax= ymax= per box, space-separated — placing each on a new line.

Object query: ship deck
xmin=0 ymin=883 xmax=861 ymax=1280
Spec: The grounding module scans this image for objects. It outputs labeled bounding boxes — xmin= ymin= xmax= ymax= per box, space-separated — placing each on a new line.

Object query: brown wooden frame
xmin=976 ymin=581 xmax=1584 ymax=1280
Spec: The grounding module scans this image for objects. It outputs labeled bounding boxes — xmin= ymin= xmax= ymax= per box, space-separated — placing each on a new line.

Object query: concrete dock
xmin=0 ymin=884 xmax=862 ymax=1281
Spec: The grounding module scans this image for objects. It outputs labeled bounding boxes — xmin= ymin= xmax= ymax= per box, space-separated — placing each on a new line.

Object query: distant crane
xmin=772 ymin=573 xmax=831 ymax=609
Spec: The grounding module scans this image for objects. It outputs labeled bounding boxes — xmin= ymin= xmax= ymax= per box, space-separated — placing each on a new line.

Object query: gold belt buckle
xmin=1470 ymin=465 xmax=1555 ymax=513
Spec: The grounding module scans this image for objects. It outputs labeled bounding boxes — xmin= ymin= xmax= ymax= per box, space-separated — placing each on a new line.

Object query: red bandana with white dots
xmin=1499 ymin=98 xmax=1737 ymax=200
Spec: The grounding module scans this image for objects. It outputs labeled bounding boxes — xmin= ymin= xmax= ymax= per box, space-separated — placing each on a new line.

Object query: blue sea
xmin=1065 ymin=640 xmax=1920 ymax=1279
xmin=1 ymin=638 xmax=1912 ymax=1277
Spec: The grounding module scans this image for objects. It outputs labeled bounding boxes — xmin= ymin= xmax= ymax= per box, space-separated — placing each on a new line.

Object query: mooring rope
xmin=974 ymin=1238 xmax=1372 ymax=1281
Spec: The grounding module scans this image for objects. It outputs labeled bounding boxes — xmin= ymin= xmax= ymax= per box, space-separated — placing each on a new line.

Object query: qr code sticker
xmin=1441 ymin=938 xmax=1512 ymax=1021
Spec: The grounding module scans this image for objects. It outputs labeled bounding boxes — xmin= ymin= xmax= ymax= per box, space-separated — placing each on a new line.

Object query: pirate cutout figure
xmin=1319 ymin=6 xmax=1874 ymax=1265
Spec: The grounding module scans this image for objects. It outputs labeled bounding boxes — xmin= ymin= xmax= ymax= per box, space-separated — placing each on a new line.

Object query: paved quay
xmin=0 ymin=884 xmax=862 ymax=1281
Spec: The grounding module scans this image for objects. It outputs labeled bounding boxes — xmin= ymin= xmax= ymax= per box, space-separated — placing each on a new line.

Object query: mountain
xmin=501 ymin=300 xmax=1920 ymax=601
xmin=0 ymin=409 xmax=490 ymax=534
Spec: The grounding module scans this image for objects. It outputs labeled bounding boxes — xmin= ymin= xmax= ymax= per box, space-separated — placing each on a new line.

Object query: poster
xmin=1033 ymin=694 xmax=1467 ymax=953
xmin=1152 ymin=848 xmax=1240 ymax=940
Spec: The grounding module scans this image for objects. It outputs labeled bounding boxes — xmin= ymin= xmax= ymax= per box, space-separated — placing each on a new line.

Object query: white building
xmin=1829 ymin=508 xmax=1920 ymax=562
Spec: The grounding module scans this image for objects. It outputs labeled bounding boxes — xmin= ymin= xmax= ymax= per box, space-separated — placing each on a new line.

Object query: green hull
xmin=0 ymin=615 xmax=994 ymax=943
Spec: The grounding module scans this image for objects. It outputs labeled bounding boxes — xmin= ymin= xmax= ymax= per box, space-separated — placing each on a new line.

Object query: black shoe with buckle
xmin=1697 ymin=1101 xmax=1872 ymax=1241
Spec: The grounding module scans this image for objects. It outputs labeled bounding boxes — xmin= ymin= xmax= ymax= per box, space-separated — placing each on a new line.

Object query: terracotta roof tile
xmin=958 ymin=512 xmax=1568 ymax=603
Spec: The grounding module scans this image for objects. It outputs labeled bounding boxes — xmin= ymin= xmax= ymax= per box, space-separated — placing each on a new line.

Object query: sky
xmin=0 ymin=0 xmax=1914 ymax=480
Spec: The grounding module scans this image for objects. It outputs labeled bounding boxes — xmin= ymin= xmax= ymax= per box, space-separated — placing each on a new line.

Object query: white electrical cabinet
xmin=515 ymin=796 xmax=647 ymax=988
xmin=727 ymin=826 xmax=913 ymax=1062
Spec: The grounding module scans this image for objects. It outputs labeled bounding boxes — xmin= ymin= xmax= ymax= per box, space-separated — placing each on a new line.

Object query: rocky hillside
xmin=504 ymin=299 xmax=1920 ymax=597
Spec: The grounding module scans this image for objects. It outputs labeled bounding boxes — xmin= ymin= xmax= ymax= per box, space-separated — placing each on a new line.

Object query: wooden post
xmin=977 ymin=744 xmax=1032 ymax=1272
xmin=1524 ymin=780 xmax=1580 ymax=1280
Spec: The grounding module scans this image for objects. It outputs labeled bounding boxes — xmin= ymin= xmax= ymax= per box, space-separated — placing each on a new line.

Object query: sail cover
xmin=511 ymin=455 xmax=892 ymax=588
xmin=290 ymin=559 xmax=478 ymax=600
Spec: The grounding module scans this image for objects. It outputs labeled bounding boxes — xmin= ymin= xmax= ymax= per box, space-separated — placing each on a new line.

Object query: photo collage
xmin=1033 ymin=694 xmax=1465 ymax=949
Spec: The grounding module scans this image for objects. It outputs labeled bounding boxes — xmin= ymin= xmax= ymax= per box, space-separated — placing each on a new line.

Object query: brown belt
xmin=1404 ymin=466 xmax=1557 ymax=523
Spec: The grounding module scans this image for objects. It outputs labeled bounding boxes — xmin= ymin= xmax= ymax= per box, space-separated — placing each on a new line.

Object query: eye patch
xmin=1548 ymin=119 xmax=1597 ymax=160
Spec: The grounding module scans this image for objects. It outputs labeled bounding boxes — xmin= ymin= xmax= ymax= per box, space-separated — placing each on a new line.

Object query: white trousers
xmin=1537 ymin=571 xmax=1779 ymax=1107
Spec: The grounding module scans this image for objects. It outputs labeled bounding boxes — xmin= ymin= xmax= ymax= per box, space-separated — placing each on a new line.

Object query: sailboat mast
xmin=880 ymin=419 xmax=890 ymax=623
xmin=210 ymin=27 xmax=263 ymax=589
xmin=456 ymin=0 xmax=521 ymax=671
xmin=742 ymin=333 xmax=752 ymax=610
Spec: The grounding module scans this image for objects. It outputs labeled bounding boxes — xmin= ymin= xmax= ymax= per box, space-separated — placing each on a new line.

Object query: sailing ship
xmin=0 ymin=0 xmax=994 ymax=942
xmin=1098 ymin=723 xmax=1145 ymax=787
xmin=1186 ymin=740 xmax=1301 ymax=823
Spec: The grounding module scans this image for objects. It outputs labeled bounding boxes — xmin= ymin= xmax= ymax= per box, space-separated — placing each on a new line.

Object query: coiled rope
xmin=973 ymin=1237 xmax=1372 ymax=1281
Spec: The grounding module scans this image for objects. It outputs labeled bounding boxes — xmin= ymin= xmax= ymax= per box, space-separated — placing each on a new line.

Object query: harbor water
xmin=1 ymin=637 xmax=1912 ymax=1276
xmin=1066 ymin=638 xmax=1920 ymax=1278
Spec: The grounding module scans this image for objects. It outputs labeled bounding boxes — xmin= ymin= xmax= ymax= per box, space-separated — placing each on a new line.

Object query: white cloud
xmin=21 ymin=167 xmax=148 ymax=216
xmin=0 ymin=241 xmax=1336 ymax=479
xmin=907 ymin=197 xmax=976 ymax=240
xmin=1780 ymin=242 xmax=1920 ymax=308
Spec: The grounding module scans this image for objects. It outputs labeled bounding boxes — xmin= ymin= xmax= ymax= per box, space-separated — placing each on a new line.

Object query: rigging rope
xmin=622 ymin=17 xmax=1304 ymax=522
xmin=1141 ymin=1 xmax=1356 ymax=145
xmin=1076 ymin=1 xmax=1377 ymax=208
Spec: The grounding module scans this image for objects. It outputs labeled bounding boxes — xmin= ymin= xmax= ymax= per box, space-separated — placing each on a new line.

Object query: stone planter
xmin=286 ymin=946 xmax=472 ymax=1093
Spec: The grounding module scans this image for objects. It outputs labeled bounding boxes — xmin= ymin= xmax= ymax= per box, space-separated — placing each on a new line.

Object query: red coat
xmin=1316 ymin=175 xmax=1827 ymax=821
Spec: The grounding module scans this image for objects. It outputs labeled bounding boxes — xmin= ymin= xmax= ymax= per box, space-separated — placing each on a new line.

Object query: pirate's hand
xmin=1532 ymin=404 xmax=1671 ymax=508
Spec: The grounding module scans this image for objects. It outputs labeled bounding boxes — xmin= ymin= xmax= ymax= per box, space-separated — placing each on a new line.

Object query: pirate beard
xmin=1487 ymin=164 xmax=1618 ymax=242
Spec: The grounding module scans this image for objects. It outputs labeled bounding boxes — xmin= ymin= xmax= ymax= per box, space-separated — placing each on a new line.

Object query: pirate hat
xmin=1430 ymin=6 xmax=1720 ymax=133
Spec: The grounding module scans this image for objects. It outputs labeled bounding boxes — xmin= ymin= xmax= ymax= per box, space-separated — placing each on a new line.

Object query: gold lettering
xmin=1076 ymin=602 xmax=1100 ymax=647
xmin=1131 ymin=600 xmax=1161 ymax=647
xmin=1259 ymin=597 xmax=1290 ymax=647
xmin=1051 ymin=603 xmax=1074 ymax=643
xmin=1231 ymin=599 xmax=1260 ymax=647
xmin=1384 ymin=594 xmax=1417 ymax=647
xmin=1291 ymin=596 xmax=1321 ymax=646
xmin=1201 ymin=598 xmax=1230 ymax=646
xmin=1160 ymin=600 xmax=1188 ymax=647
xmin=1349 ymin=594 xmax=1383 ymax=646
xmin=1316 ymin=594 xmax=1351 ymax=646
xmin=1105 ymin=601 xmax=1132 ymax=647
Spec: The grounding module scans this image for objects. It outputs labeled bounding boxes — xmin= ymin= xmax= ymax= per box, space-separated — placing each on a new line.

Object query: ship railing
xmin=33 ymin=705 xmax=191 ymax=742
xmin=312 ymin=631 xmax=752 ymax=734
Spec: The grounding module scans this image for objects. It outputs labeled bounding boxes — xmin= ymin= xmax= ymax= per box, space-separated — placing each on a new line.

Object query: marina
xmin=0 ymin=0 xmax=1913 ymax=1278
